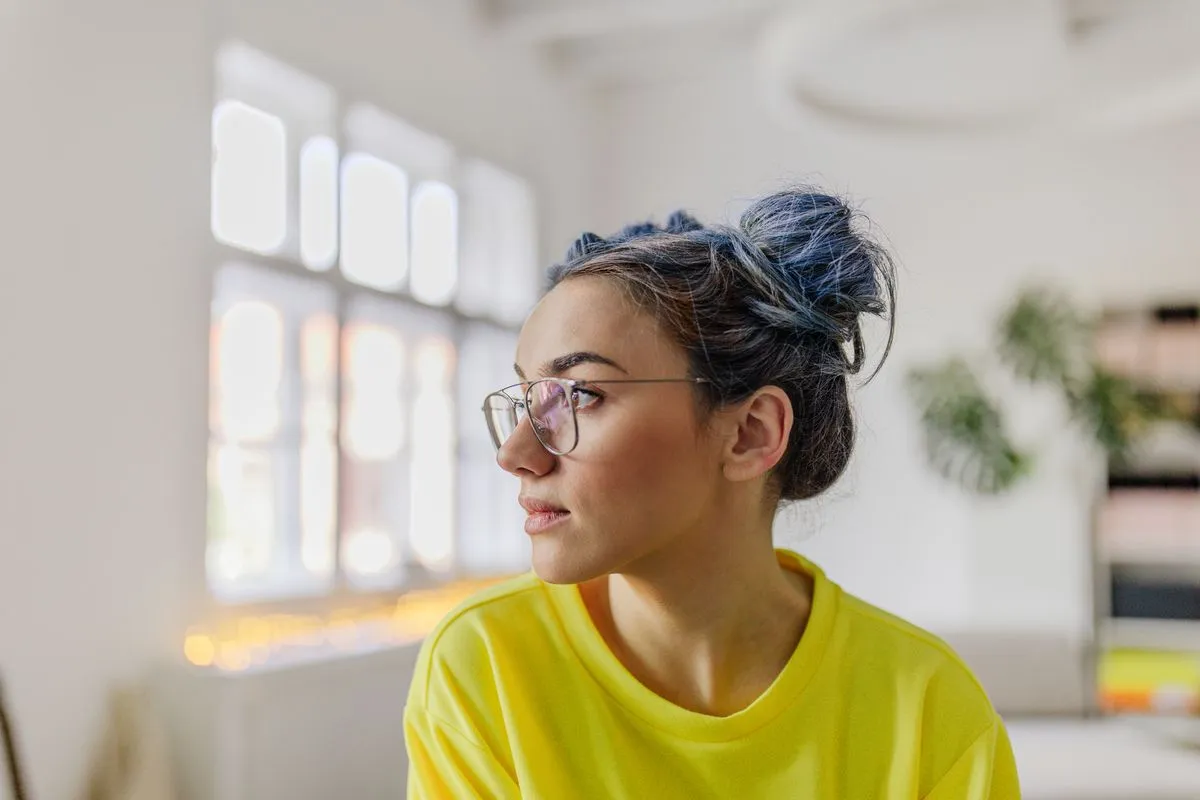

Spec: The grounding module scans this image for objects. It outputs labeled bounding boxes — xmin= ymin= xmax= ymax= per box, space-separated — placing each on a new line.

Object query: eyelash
xmin=572 ymin=387 xmax=604 ymax=408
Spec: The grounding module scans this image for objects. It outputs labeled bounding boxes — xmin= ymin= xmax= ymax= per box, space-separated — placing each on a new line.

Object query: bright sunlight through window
xmin=299 ymin=137 xmax=339 ymax=271
xmin=410 ymin=182 xmax=459 ymax=306
xmin=207 ymin=44 xmax=540 ymax=606
xmin=341 ymin=323 xmax=406 ymax=462
xmin=212 ymin=101 xmax=287 ymax=254
xmin=340 ymin=153 xmax=409 ymax=291
xmin=409 ymin=336 xmax=457 ymax=571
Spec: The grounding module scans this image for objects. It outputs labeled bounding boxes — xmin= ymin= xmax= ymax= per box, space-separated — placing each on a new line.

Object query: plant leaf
xmin=997 ymin=287 xmax=1090 ymax=385
xmin=1068 ymin=369 xmax=1192 ymax=463
xmin=906 ymin=359 xmax=1032 ymax=494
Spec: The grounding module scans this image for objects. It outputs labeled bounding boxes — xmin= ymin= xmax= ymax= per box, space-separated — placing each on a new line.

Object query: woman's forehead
xmin=515 ymin=277 xmax=680 ymax=377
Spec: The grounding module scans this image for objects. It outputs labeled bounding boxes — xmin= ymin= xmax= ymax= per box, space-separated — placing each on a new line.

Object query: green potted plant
xmin=906 ymin=287 xmax=1199 ymax=494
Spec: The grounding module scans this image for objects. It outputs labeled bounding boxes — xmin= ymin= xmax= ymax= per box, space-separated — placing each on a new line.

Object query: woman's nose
xmin=496 ymin=415 xmax=556 ymax=477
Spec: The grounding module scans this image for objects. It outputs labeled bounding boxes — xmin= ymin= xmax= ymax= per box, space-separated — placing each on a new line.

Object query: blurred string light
xmin=183 ymin=577 xmax=509 ymax=672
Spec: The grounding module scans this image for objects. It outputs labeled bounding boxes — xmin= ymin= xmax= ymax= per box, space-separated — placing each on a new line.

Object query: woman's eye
xmin=573 ymin=389 xmax=602 ymax=410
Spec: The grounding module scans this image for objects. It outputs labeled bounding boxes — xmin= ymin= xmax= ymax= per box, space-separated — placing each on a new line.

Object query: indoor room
xmin=2 ymin=1 xmax=1200 ymax=798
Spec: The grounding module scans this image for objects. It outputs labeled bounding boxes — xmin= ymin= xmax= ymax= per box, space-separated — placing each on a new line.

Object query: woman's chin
xmin=529 ymin=538 xmax=608 ymax=585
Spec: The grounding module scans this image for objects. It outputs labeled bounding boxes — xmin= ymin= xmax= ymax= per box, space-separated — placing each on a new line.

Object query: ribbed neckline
xmin=544 ymin=549 xmax=839 ymax=743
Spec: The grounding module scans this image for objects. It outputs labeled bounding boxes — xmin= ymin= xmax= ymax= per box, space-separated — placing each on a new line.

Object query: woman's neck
xmin=581 ymin=530 xmax=813 ymax=717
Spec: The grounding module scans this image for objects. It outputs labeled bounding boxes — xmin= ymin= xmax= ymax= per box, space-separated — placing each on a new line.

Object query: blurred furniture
xmin=1 ymin=675 xmax=28 ymax=800
xmin=86 ymin=687 xmax=177 ymax=800
xmin=151 ymin=643 xmax=421 ymax=800
xmin=1091 ymin=303 xmax=1200 ymax=716
xmin=941 ymin=631 xmax=1090 ymax=717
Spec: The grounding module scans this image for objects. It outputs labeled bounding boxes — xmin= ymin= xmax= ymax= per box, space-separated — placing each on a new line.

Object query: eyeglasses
xmin=482 ymin=377 xmax=708 ymax=456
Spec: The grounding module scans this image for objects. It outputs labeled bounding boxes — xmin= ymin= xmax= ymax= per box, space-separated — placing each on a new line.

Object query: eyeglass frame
xmin=482 ymin=377 xmax=710 ymax=456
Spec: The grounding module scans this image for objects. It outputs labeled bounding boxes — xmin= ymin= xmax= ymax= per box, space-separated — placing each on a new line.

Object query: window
xmin=208 ymin=265 xmax=339 ymax=598
xmin=208 ymin=43 xmax=538 ymax=602
xmin=211 ymin=101 xmax=287 ymax=253
xmin=299 ymin=137 xmax=339 ymax=271
xmin=339 ymin=153 xmax=409 ymax=291
xmin=410 ymin=182 xmax=459 ymax=306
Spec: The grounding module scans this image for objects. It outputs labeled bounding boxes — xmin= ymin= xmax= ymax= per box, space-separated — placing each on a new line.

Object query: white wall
xmin=0 ymin=2 xmax=594 ymax=797
xmin=0 ymin=2 xmax=211 ymax=798
xmin=593 ymin=64 xmax=1200 ymax=636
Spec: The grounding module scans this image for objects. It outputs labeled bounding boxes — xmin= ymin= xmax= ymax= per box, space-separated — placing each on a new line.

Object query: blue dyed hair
xmin=546 ymin=186 xmax=896 ymax=502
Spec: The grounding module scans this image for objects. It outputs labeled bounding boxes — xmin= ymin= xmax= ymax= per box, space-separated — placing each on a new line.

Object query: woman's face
xmin=499 ymin=275 xmax=726 ymax=584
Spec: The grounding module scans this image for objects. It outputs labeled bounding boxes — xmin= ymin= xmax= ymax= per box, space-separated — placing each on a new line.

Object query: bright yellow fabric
xmin=405 ymin=550 xmax=1020 ymax=799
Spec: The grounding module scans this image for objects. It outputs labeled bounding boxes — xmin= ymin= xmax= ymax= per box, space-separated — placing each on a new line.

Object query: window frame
xmin=206 ymin=42 xmax=535 ymax=615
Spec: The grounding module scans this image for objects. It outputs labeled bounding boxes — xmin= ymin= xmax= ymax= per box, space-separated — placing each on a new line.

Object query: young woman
xmin=404 ymin=188 xmax=1019 ymax=799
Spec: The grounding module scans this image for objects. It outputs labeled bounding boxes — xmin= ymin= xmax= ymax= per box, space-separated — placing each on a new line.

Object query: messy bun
xmin=546 ymin=187 xmax=896 ymax=502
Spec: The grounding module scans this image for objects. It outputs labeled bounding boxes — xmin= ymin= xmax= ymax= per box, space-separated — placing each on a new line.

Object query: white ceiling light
xmin=756 ymin=0 xmax=1200 ymax=135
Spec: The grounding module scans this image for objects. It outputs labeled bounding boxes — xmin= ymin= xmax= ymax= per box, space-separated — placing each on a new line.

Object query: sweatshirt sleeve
xmin=922 ymin=715 xmax=1021 ymax=800
xmin=404 ymin=704 xmax=520 ymax=800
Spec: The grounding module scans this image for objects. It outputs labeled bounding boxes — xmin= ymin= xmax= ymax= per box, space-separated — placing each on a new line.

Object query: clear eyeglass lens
xmin=529 ymin=379 xmax=576 ymax=453
xmin=484 ymin=394 xmax=519 ymax=449
xmin=483 ymin=380 xmax=578 ymax=454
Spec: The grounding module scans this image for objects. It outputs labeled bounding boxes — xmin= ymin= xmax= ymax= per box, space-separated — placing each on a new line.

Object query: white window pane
xmin=410 ymin=182 xmax=459 ymax=306
xmin=409 ymin=336 xmax=456 ymax=571
xmin=299 ymin=312 xmax=338 ymax=577
xmin=213 ymin=300 xmax=283 ymax=442
xmin=342 ymin=527 xmax=399 ymax=579
xmin=208 ymin=264 xmax=337 ymax=600
xmin=212 ymin=100 xmax=287 ymax=253
xmin=300 ymin=438 xmax=337 ymax=577
xmin=300 ymin=312 xmax=338 ymax=435
xmin=300 ymin=136 xmax=339 ymax=271
xmin=340 ymin=153 xmax=408 ymax=291
xmin=207 ymin=444 xmax=277 ymax=584
xmin=341 ymin=323 xmax=406 ymax=460
xmin=341 ymin=319 xmax=408 ymax=588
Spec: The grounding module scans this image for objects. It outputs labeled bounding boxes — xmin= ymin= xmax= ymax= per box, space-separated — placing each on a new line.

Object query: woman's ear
xmin=720 ymin=386 xmax=793 ymax=483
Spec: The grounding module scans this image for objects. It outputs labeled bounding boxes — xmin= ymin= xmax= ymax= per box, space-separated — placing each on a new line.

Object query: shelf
xmin=1102 ymin=543 xmax=1200 ymax=568
xmin=1153 ymin=305 xmax=1200 ymax=323
xmin=1103 ymin=619 xmax=1200 ymax=651
xmin=1108 ymin=473 xmax=1200 ymax=490
xmin=1099 ymin=303 xmax=1200 ymax=323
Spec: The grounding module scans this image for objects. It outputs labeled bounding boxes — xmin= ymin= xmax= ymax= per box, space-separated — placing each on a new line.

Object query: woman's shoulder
xmin=833 ymin=590 xmax=998 ymax=720
xmin=788 ymin=551 xmax=988 ymax=700
xmin=407 ymin=572 xmax=559 ymax=710
xmin=420 ymin=572 xmax=549 ymax=656
xmin=832 ymin=591 xmax=1014 ymax=794
xmin=838 ymin=593 xmax=968 ymax=661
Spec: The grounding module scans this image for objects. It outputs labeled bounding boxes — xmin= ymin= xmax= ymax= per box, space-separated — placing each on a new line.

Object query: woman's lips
xmin=519 ymin=496 xmax=570 ymax=535
xmin=524 ymin=509 xmax=570 ymax=535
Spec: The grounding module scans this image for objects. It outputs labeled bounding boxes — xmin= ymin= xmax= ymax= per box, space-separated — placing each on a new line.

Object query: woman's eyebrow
xmin=512 ymin=351 xmax=628 ymax=380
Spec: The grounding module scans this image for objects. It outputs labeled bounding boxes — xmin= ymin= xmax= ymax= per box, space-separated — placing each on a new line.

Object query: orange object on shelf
xmin=1099 ymin=688 xmax=1154 ymax=714
xmin=1099 ymin=649 xmax=1200 ymax=716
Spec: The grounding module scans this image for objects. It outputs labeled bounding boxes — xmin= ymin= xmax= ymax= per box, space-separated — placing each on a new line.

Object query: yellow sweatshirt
xmin=405 ymin=550 xmax=1020 ymax=799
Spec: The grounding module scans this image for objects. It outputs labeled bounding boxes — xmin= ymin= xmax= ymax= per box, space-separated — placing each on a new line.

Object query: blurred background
xmin=2 ymin=0 xmax=1199 ymax=798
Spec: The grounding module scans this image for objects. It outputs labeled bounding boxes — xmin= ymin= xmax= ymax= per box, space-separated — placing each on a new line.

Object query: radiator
xmin=152 ymin=643 xmax=423 ymax=800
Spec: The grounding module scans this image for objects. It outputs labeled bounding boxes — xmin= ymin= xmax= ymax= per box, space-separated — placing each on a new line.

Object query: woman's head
xmin=497 ymin=187 xmax=896 ymax=584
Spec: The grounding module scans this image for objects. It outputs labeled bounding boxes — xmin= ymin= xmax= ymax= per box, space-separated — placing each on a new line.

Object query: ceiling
xmin=475 ymin=0 xmax=1200 ymax=135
